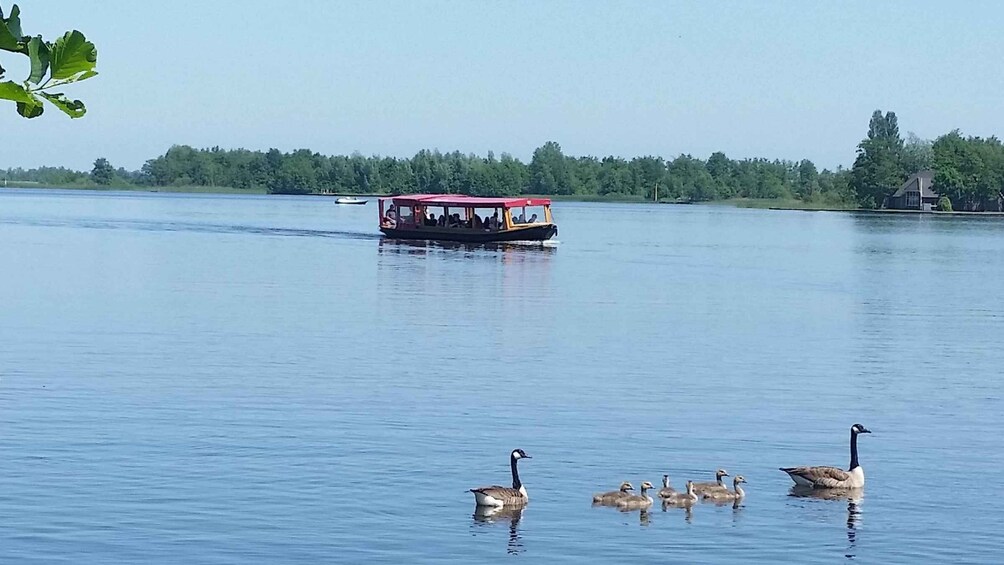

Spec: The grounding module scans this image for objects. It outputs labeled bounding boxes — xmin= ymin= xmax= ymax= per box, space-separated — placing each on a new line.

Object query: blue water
xmin=1 ymin=188 xmax=1002 ymax=563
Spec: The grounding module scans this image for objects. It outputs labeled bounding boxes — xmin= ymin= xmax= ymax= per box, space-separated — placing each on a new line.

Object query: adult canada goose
xmin=657 ymin=474 xmax=677 ymax=499
xmin=703 ymin=475 xmax=746 ymax=501
xmin=470 ymin=449 xmax=531 ymax=507
xmin=616 ymin=481 xmax=655 ymax=510
xmin=691 ymin=469 xmax=729 ymax=495
xmin=662 ymin=480 xmax=698 ymax=505
xmin=780 ymin=424 xmax=871 ymax=489
xmin=592 ymin=482 xmax=634 ymax=504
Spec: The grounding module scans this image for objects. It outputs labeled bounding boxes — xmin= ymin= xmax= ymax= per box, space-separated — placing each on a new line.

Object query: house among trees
xmin=884 ymin=170 xmax=938 ymax=210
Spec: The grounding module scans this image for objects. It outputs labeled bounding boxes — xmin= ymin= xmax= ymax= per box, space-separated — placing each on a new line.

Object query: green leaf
xmin=0 ymin=79 xmax=43 ymax=117
xmin=17 ymin=97 xmax=43 ymax=118
xmin=39 ymin=91 xmax=85 ymax=118
xmin=0 ymin=79 xmax=33 ymax=103
xmin=0 ymin=4 xmax=23 ymax=51
xmin=49 ymin=30 xmax=97 ymax=81
xmin=5 ymin=4 xmax=22 ymax=38
xmin=27 ymin=36 xmax=49 ymax=84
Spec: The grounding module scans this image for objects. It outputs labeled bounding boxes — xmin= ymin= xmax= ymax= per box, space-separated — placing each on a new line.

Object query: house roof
xmin=891 ymin=170 xmax=937 ymax=198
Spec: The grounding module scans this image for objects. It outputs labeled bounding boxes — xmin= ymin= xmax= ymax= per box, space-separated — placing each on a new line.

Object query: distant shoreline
xmin=5 ymin=184 xmax=1004 ymax=216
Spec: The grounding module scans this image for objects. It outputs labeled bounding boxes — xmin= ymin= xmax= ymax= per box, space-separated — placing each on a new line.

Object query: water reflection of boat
xmin=472 ymin=506 xmax=524 ymax=555
xmin=377 ymin=237 xmax=558 ymax=256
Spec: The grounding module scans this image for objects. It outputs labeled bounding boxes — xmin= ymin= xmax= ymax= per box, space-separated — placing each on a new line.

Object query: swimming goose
xmin=616 ymin=481 xmax=655 ymax=510
xmin=691 ymin=469 xmax=729 ymax=495
xmin=780 ymin=424 xmax=871 ymax=489
xmin=657 ymin=474 xmax=677 ymax=499
xmin=703 ymin=475 xmax=746 ymax=501
xmin=592 ymin=481 xmax=634 ymax=504
xmin=470 ymin=449 xmax=531 ymax=507
xmin=662 ymin=480 xmax=698 ymax=505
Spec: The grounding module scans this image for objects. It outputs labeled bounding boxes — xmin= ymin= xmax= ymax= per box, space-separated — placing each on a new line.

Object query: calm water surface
xmin=1 ymin=189 xmax=1002 ymax=563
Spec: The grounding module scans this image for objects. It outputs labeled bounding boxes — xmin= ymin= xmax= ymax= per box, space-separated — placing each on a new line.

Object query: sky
xmin=3 ymin=0 xmax=1003 ymax=171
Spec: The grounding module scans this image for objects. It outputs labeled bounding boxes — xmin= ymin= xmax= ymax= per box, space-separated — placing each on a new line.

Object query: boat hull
xmin=380 ymin=224 xmax=557 ymax=243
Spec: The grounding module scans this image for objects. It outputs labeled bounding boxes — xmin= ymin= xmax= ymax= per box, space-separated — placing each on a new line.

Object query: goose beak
xmin=860 ymin=428 xmax=872 ymax=434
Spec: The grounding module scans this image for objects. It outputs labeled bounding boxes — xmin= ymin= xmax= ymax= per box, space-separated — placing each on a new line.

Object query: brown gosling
xmin=616 ymin=481 xmax=655 ymax=510
xmin=662 ymin=480 xmax=698 ymax=506
xmin=703 ymin=475 xmax=747 ymax=501
xmin=691 ymin=468 xmax=729 ymax=495
xmin=592 ymin=481 xmax=634 ymax=504
xmin=657 ymin=474 xmax=677 ymax=499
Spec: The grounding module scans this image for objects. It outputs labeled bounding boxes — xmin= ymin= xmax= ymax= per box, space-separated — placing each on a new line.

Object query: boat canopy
xmin=380 ymin=194 xmax=551 ymax=209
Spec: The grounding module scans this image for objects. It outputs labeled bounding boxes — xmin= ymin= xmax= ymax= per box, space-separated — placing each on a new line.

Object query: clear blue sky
xmin=4 ymin=0 xmax=1003 ymax=171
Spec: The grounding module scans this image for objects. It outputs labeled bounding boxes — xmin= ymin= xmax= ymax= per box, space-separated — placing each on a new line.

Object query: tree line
xmin=4 ymin=111 xmax=1004 ymax=210
xmin=3 ymin=143 xmax=855 ymax=205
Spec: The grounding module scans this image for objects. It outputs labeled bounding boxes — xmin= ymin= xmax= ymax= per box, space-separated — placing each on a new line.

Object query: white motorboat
xmin=335 ymin=196 xmax=367 ymax=205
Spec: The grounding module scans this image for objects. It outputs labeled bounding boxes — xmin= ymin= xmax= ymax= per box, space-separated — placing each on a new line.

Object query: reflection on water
xmin=661 ymin=501 xmax=695 ymax=523
xmin=472 ymin=506 xmax=524 ymax=555
xmin=377 ymin=237 xmax=558 ymax=257
xmin=788 ymin=487 xmax=863 ymax=559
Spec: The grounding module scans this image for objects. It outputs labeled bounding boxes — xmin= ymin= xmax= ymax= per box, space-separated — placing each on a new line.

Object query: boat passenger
xmin=516 ymin=212 xmax=525 ymax=224
xmin=438 ymin=214 xmax=446 ymax=227
xmin=426 ymin=211 xmax=437 ymax=226
xmin=528 ymin=213 xmax=538 ymax=223
xmin=382 ymin=205 xmax=398 ymax=228
xmin=473 ymin=214 xmax=483 ymax=229
xmin=490 ymin=211 xmax=500 ymax=230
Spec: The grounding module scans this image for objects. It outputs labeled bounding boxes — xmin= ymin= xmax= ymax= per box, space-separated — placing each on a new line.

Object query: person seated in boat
xmin=472 ymin=214 xmax=483 ymax=229
xmin=382 ymin=205 xmax=397 ymax=227
xmin=437 ymin=214 xmax=446 ymax=227
xmin=516 ymin=211 xmax=526 ymax=224
xmin=527 ymin=213 xmax=538 ymax=224
xmin=448 ymin=214 xmax=462 ymax=228
xmin=425 ymin=210 xmax=437 ymax=227
xmin=488 ymin=211 xmax=500 ymax=230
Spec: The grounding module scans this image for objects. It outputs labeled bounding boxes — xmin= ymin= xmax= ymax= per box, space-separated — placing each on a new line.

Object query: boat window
xmin=512 ymin=205 xmax=547 ymax=224
xmin=397 ymin=205 xmax=415 ymax=226
xmin=472 ymin=208 xmax=505 ymax=230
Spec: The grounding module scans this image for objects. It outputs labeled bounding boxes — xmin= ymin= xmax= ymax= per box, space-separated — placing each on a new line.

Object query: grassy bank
xmin=717 ymin=197 xmax=860 ymax=211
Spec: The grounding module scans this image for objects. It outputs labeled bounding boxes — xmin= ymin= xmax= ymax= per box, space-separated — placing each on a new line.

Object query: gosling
xmin=703 ymin=475 xmax=746 ymax=501
xmin=616 ymin=481 xmax=655 ymax=510
xmin=662 ymin=480 xmax=698 ymax=506
xmin=592 ymin=481 xmax=634 ymax=504
xmin=657 ymin=474 xmax=677 ymax=499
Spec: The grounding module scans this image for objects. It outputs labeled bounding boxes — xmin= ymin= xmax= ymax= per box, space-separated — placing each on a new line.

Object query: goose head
xmin=639 ymin=481 xmax=655 ymax=492
xmin=686 ymin=480 xmax=696 ymax=495
xmin=851 ymin=424 xmax=871 ymax=435
xmin=619 ymin=481 xmax=634 ymax=493
xmin=716 ymin=468 xmax=730 ymax=480
xmin=733 ymin=475 xmax=747 ymax=486
xmin=662 ymin=474 xmax=670 ymax=488
xmin=510 ymin=449 xmax=531 ymax=460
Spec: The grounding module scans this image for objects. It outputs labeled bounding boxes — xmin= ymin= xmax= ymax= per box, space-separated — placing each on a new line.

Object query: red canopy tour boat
xmin=378 ymin=194 xmax=558 ymax=243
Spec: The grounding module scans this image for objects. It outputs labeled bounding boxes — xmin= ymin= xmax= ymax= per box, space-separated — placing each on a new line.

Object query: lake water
xmin=2 ymin=188 xmax=1002 ymax=563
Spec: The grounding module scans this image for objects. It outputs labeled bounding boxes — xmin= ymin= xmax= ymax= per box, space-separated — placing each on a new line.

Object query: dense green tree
xmin=851 ymin=110 xmax=906 ymax=208
xmin=932 ymin=131 xmax=1004 ymax=211
xmin=901 ymin=132 xmax=933 ymax=174
xmin=91 ymin=157 xmax=113 ymax=185
xmin=529 ymin=141 xmax=573 ymax=195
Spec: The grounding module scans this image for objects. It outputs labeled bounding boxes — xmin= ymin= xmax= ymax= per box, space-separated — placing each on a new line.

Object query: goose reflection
xmin=472 ymin=506 xmax=524 ymax=555
xmin=788 ymin=486 xmax=862 ymax=559
xmin=661 ymin=500 xmax=694 ymax=523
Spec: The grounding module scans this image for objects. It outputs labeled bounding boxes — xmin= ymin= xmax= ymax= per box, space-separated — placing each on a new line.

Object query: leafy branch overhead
xmin=0 ymin=3 xmax=97 ymax=118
